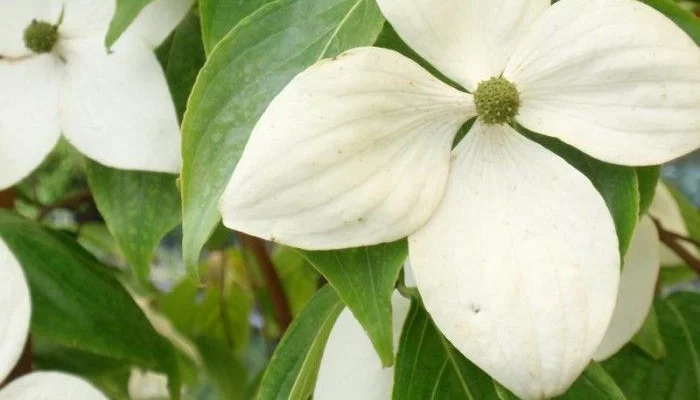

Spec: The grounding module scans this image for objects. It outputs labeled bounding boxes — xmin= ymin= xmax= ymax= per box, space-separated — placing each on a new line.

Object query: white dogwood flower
xmin=314 ymin=293 xmax=410 ymax=400
xmin=0 ymin=239 xmax=107 ymax=399
xmin=0 ymin=0 xmax=194 ymax=190
xmin=219 ymin=0 xmax=700 ymax=397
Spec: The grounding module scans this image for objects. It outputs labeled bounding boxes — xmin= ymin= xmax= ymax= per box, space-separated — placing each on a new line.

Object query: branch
xmin=0 ymin=188 xmax=15 ymax=209
xmin=653 ymin=218 xmax=700 ymax=275
xmin=238 ymin=233 xmax=292 ymax=334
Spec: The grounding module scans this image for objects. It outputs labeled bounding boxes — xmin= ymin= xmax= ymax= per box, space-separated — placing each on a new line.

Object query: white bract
xmin=128 ymin=370 xmax=170 ymax=400
xmin=219 ymin=0 xmax=700 ymax=398
xmin=0 ymin=239 xmax=108 ymax=399
xmin=0 ymin=0 xmax=194 ymax=190
xmin=315 ymin=293 xmax=411 ymax=400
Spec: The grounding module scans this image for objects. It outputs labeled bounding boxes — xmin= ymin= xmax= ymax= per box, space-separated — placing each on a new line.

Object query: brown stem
xmin=666 ymin=231 xmax=700 ymax=249
xmin=37 ymin=190 xmax=93 ymax=219
xmin=0 ymin=188 xmax=15 ymax=209
xmin=653 ymin=218 xmax=700 ymax=275
xmin=238 ymin=233 xmax=292 ymax=334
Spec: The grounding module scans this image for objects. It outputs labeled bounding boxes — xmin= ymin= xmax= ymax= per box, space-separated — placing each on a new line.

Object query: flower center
xmin=474 ymin=77 xmax=520 ymax=125
xmin=23 ymin=19 xmax=59 ymax=54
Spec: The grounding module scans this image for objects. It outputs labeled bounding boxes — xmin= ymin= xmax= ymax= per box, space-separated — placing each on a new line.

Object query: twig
xmin=238 ymin=233 xmax=292 ymax=334
xmin=666 ymin=231 xmax=700 ymax=249
xmin=37 ymin=190 xmax=93 ymax=219
xmin=0 ymin=188 xmax=15 ymax=209
xmin=653 ymin=218 xmax=700 ymax=275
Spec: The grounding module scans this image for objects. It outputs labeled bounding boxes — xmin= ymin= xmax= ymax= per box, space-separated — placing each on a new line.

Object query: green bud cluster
xmin=474 ymin=77 xmax=521 ymax=125
xmin=23 ymin=19 xmax=59 ymax=54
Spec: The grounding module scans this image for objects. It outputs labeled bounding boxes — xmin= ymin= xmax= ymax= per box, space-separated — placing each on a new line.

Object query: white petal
xmin=409 ymin=122 xmax=620 ymax=400
xmin=376 ymin=0 xmax=548 ymax=91
xmin=505 ymin=0 xmax=700 ymax=166
xmin=0 ymin=372 xmax=107 ymax=399
xmin=59 ymin=0 xmax=115 ymax=40
xmin=128 ymin=370 xmax=170 ymax=400
xmin=59 ymin=37 xmax=181 ymax=173
xmin=649 ymin=182 xmax=697 ymax=266
xmin=314 ymin=292 xmax=411 ymax=400
xmin=220 ymin=47 xmax=474 ymax=250
xmin=125 ymin=0 xmax=195 ymax=48
xmin=0 ymin=56 xmax=62 ymax=190
xmin=0 ymin=239 xmax=31 ymax=384
xmin=594 ymin=216 xmax=660 ymax=361
xmin=0 ymin=1 xmax=61 ymax=58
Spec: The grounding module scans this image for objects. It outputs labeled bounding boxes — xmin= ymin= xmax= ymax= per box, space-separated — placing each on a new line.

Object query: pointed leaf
xmin=301 ymin=240 xmax=407 ymax=367
xmin=86 ymin=160 xmax=181 ymax=288
xmin=180 ymin=0 xmax=385 ymax=276
xmin=0 ymin=211 xmax=180 ymax=394
xmin=199 ymin=0 xmax=271 ymax=54
xmin=258 ymin=286 xmax=344 ymax=400
xmin=637 ymin=167 xmax=661 ymax=217
xmin=604 ymin=292 xmax=700 ymax=399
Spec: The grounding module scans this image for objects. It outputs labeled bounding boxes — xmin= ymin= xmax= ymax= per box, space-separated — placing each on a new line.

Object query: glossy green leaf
xmin=637 ymin=167 xmax=661 ymax=217
xmin=196 ymin=338 xmax=247 ymax=400
xmin=301 ymin=240 xmax=407 ymax=367
xmin=105 ymin=0 xmax=153 ymax=48
xmin=393 ymin=300 xmax=501 ymax=400
xmin=199 ymin=0 xmax=271 ymax=54
xmin=257 ymin=285 xmax=344 ymax=400
xmin=157 ymin=11 xmax=206 ymax=120
xmin=180 ymin=0 xmax=385 ymax=277
xmin=631 ymin=306 xmax=667 ymax=360
xmin=273 ymin=246 xmax=320 ymax=316
xmin=604 ymin=292 xmax=700 ymax=399
xmin=524 ymin=130 xmax=639 ymax=255
xmin=0 ymin=211 xmax=179 ymax=395
xmin=642 ymin=0 xmax=700 ymax=44
xmin=554 ymin=363 xmax=626 ymax=400
xmin=86 ymin=160 xmax=181 ymax=288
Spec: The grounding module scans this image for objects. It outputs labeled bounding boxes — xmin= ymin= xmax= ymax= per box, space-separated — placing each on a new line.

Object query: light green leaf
xmin=105 ymin=0 xmax=154 ymax=48
xmin=0 ymin=211 xmax=180 ymax=396
xmin=301 ymin=240 xmax=407 ymax=367
xmin=604 ymin=292 xmax=700 ymax=399
xmin=257 ymin=285 xmax=344 ymax=400
xmin=156 ymin=11 xmax=206 ymax=120
xmin=393 ymin=300 xmax=501 ymax=400
xmin=637 ymin=167 xmax=661 ymax=217
xmin=180 ymin=0 xmax=385 ymax=277
xmin=523 ymin=130 xmax=639 ymax=255
xmin=86 ymin=160 xmax=181 ymax=288
xmin=199 ymin=0 xmax=271 ymax=54
xmin=631 ymin=305 xmax=667 ymax=360
xmin=642 ymin=0 xmax=700 ymax=45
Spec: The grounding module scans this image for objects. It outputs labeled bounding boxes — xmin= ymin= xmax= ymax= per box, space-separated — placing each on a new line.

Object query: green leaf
xmin=393 ymin=300 xmax=501 ymax=400
xmin=301 ymin=240 xmax=407 ymax=367
xmin=631 ymin=305 xmax=667 ymax=360
xmin=257 ymin=285 xmax=344 ymax=400
xmin=196 ymin=338 xmax=247 ymax=400
xmin=637 ymin=167 xmax=661 ymax=217
xmin=523 ymin=130 xmax=639 ymax=255
xmin=156 ymin=11 xmax=206 ymax=120
xmin=105 ymin=0 xmax=154 ymax=48
xmin=554 ymin=363 xmax=626 ymax=400
xmin=604 ymin=292 xmax=700 ymax=399
xmin=641 ymin=0 xmax=700 ymax=45
xmin=199 ymin=0 xmax=272 ymax=54
xmin=180 ymin=0 xmax=386 ymax=277
xmin=273 ymin=246 xmax=320 ymax=316
xmin=0 ymin=211 xmax=179 ymax=394
xmin=86 ymin=160 xmax=181 ymax=288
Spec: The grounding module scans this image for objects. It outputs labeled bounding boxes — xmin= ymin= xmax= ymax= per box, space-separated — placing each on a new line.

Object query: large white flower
xmin=0 ymin=0 xmax=194 ymax=190
xmin=219 ymin=0 xmax=700 ymax=398
xmin=0 ymin=239 xmax=107 ymax=399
